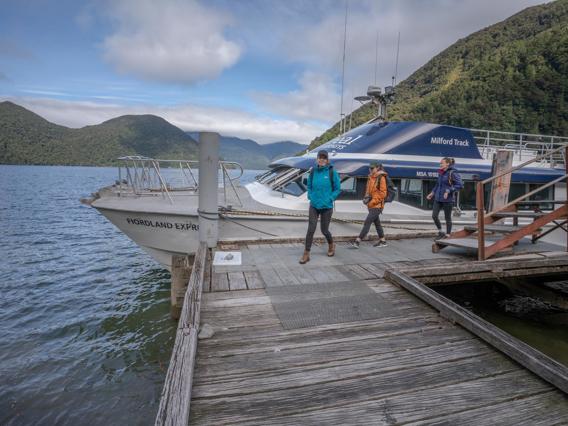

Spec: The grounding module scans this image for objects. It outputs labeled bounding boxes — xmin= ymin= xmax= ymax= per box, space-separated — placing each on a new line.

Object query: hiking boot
xmin=299 ymin=250 xmax=310 ymax=264
xmin=350 ymin=239 xmax=360 ymax=249
xmin=327 ymin=242 xmax=336 ymax=257
xmin=373 ymin=239 xmax=388 ymax=247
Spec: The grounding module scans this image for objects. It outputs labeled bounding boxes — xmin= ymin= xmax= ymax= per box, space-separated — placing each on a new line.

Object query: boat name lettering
xmin=126 ymin=217 xmax=198 ymax=231
xmin=430 ymin=137 xmax=469 ymax=146
xmin=327 ymin=134 xmax=364 ymax=151
xmin=416 ymin=171 xmax=438 ymax=178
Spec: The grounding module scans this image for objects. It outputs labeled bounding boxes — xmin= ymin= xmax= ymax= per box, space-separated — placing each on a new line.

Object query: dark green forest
xmin=310 ymin=0 xmax=568 ymax=150
xmin=0 ymin=101 xmax=198 ymax=166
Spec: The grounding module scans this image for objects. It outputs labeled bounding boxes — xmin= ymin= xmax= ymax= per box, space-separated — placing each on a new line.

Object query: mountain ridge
xmin=0 ymin=101 xmax=304 ymax=168
xmin=187 ymin=132 xmax=306 ymax=169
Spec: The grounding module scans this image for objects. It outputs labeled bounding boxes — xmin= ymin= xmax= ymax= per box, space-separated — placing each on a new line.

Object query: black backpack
xmin=379 ymin=174 xmax=397 ymax=203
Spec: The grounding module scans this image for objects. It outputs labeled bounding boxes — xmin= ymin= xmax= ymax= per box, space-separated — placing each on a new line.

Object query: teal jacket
xmin=307 ymin=164 xmax=341 ymax=210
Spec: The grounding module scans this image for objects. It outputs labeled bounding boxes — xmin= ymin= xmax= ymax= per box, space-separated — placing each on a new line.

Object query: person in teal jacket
xmin=299 ymin=150 xmax=341 ymax=264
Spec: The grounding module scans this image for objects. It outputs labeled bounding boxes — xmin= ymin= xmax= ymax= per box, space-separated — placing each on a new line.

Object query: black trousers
xmin=358 ymin=208 xmax=384 ymax=240
xmin=304 ymin=206 xmax=333 ymax=251
xmin=432 ymin=201 xmax=453 ymax=234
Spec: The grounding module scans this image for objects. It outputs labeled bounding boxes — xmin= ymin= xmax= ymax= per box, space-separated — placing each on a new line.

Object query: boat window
xmin=257 ymin=168 xmax=284 ymax=184
xmin=258 ymin=167 xmax=304 ymax=189
xmin=528 ymin=184 xmax=553 ymax=210
xmin=337 ymin=177 xmax=367 ymax=200
xmin=459 ymin=181 xmax=490 ymax=210
xmin=281 ymin=179 xmax=306 ymax=196
xmin=340 ymin=177 xmax=356 ymax=193
xmin=400 ymin=178 xmax=427 ymax=209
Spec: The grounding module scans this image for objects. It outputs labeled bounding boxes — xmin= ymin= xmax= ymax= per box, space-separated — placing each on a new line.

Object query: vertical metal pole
xmin=198 ymin=132 xmax=219 ymax=248
xmin=477 ymin=181 xmax=485 ymax=260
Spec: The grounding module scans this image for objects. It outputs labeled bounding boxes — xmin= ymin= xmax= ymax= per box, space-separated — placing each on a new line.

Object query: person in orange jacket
xmin=351 ymin=162 xmax=388 ymax=248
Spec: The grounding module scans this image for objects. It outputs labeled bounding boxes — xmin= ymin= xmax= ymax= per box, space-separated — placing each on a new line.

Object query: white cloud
xmin=2 ymin=97 xmax=318 ymax=144
xmin=102 ymin=0 xmax=242 ymax=84
xmin=251 ymin=71 xmax=340 ymax=122
xmin=268 ymin=0 xmax=551 ymax=113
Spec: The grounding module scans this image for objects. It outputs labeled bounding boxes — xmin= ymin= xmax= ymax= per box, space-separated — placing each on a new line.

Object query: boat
xmin=84 ymin=115 xmax=568 ymax=270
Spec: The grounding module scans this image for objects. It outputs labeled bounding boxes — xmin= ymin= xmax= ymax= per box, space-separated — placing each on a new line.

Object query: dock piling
xmin=198 ymin=132 xmax=219 ymax=248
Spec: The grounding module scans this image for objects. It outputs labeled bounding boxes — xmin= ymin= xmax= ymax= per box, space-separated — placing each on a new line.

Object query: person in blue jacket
xmin=299 ymin=149 xmax=341 ymax=264
xmin=426 ymin=157 xmax=463 ymax=239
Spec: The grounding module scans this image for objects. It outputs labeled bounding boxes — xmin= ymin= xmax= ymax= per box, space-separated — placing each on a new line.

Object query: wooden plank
xmin=435 ymin=238 xmax=494 ymax=250
xmin=203 ymin=289 xmax=266 ymax=301
xmin=258 ymin=267 xmax=285 ymax=286
xmin=358 ymin=263 xmax=385 ymax=278
xmin=192 ymin=338 xmax=492 ymax=398
xmin=227 ymin=272 xmax=247 ymax=291
xmin=210 ymin=273 xmax=229 ymax=292
xmin=405 ymin=391 xmax=568 ymax=426
xmin=204 ymin=295 xmax=271 ymax=309
xmin=195 ymin=329 xmax=478 ymax=382
xmin=287 ymin=265 xmax=316 ymax=285
xmin=253 ymin=371 xmax=558 ymax=425
xmin=155 ymin=242 xmax=207 ymax=426
xmin=273 ymin=266 xmax=301 ymax=285
xmin=196 ymin=317 xmax=454 ymax=362
xmin=385 ymin=269 xmax=568 ymax=394
xmin=337 ymin=264 xmax=374 ymax=280
xmin=189 ymin=352 xmax=514 ymax=424
xmin=322 ymin=265 xmax=350 ymax=282
xmin=492 ymin=211 xmax=546 ymax=218
xmin=464 ymin=224 xmax=542 ymax=233
xmin=197 ymin=311 xmax=443 ymax=352
xmin=243 ymin=271 xmax=265 ymax=289
xmin=305 ymin=267 xmax=332 ymax=283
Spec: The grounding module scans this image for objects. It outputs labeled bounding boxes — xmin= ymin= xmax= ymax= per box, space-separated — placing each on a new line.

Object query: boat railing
xmin=116 ymin=156 xmax=244 ymax=205
xmin=471 ymin=128 xmax=568 ymax=167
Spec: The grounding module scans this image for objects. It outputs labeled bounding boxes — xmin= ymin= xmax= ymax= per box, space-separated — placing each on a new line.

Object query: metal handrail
xmin=471 ymin=128 xmax=568 ymax=167
xmin=481 ymin=144 xmax=568 ymax=185
xmin=116 ymin=156 xmax=244 ymax=206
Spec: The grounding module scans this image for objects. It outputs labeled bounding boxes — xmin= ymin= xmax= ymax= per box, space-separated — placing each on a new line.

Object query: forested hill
xmin=0 ymin=101 xmax=198 ymax=165
xmin=309 ymin=0 xmax=568 ymax=150
xmin=187 ymin=132 xmax=306 ymax=169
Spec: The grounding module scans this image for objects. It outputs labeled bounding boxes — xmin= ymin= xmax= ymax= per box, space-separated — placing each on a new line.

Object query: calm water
xmin=437 ymin=281 xmax=568 ymax=367
xmin=0 ymin=165 xmax=260 ymax=426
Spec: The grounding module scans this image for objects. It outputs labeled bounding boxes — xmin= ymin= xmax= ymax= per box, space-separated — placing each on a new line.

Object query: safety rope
xmin=218 ymin=207 xmax=433 ymax=231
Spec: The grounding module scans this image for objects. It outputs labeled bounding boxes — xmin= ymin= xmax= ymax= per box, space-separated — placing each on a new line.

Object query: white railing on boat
xmin=470 ymin=128 xmax=568 ymax=167
xmin=115 ymin=156 xmax=244 ymax=205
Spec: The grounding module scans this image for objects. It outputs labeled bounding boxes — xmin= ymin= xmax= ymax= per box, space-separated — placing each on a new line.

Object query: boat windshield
xmin=256 ymin=166 xmax=308 ymax=196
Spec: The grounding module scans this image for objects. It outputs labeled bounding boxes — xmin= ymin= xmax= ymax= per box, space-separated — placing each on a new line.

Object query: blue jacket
xmin=432 ymin=166 xmax=463 ymax=203
xmin=307 ymin=164 xmax=341 ymax=210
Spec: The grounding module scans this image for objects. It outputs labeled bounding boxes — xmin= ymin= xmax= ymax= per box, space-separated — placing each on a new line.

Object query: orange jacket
xmin=365 ymin=171 xmax=387 ymax=209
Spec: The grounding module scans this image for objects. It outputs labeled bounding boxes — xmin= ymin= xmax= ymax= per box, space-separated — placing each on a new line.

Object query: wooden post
xmin=476 ymin=181 xmax=485 ymax=261
xmin=170 ymin=255 xmax=193 ymax=320
xmin=157 ymin=242 xmax=208 ymax=425
xmin=565 ymin=146 xmax=568 ymax=252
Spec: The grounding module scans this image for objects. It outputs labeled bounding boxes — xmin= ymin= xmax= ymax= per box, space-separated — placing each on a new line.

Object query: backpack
xmin=379 ymin=174 xmax=397 ymax=203
xmin=308 ymin=166 xmax=336 ymax=192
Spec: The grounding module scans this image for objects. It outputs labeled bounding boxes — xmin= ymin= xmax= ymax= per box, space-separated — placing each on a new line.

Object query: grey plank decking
xmin=187 ymin=238 xmax=568 ymax=424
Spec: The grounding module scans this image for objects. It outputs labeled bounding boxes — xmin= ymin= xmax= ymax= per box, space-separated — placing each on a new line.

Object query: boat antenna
xmin=339 ymin=0 xmax=348 ymax=135
xmin=392 ymin=31 xmax=400 ymax=87
xmin=374 ymin=29 xmax=379 ymax=85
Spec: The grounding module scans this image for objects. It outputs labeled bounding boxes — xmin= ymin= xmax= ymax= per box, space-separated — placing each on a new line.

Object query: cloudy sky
xmin=0 ymin=0 xmax=550 ymax=144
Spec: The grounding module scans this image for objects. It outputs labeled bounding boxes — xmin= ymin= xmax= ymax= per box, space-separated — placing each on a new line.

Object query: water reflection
xmin=436 ymin=279 xmax=568 ymax=367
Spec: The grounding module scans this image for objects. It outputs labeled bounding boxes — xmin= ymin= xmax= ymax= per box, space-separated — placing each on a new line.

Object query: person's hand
xmin=443 ymin=192 xmax=448 ymax=200
xmin=426 ymin=193 xmax=433 ymax=200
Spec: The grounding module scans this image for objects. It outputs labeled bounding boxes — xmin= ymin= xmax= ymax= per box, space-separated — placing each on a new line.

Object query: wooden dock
xmin=159 ymin=237 xmax=568 ymax=425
